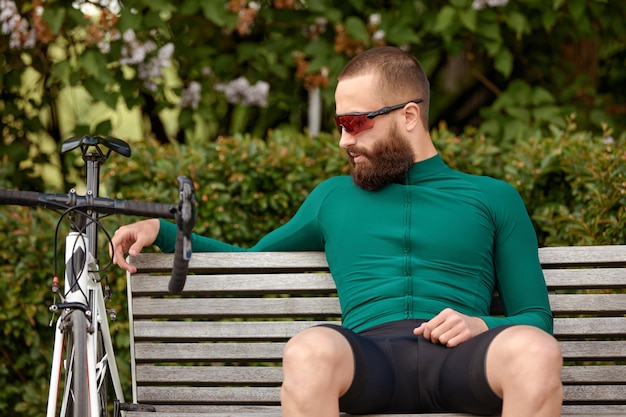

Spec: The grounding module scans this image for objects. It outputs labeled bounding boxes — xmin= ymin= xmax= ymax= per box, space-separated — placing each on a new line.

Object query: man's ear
xmin=404 ymin=102 xmax=421 ymax=131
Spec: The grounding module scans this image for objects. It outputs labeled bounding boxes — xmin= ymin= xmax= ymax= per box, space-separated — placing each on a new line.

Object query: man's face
xmin=335 ymin=74 xmax=415 ymax=191
xmin=347 ymin=124 xmax=415 ymax=191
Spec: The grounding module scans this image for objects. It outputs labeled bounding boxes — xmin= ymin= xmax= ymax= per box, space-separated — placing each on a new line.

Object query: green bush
xmin=435 ymin=118 xmax=625 ymax=246
xmin=0 ymin=124 xmax=624 ymax=415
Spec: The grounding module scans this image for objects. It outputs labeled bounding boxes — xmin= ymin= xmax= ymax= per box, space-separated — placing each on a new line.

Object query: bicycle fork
xmin=46 ymin=231 xmax=126 ymax=417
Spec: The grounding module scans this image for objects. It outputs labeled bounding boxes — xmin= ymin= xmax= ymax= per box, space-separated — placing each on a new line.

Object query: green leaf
xmin=482 ymin=37 xmax=502 ymax=56
xmin=179 ymin=107 xmax=194 ymax=129
xmin=505 ymin=11 xmax=530 ymax=39
xmin=506 ymin=80 xmax=533 ymax=106
xmin=144 ymin=10 xmax=170 ymax=31
xmin=386 ymin=25 xmax=421 ymax=45
xmin=494 ymin=48 xmax=513 ymax=78
xmin=347 ymin=0 xmax=366 ymax=10
xmin=502 ymin=119 xmax=527 ymax=142
xmin=144 ymin=0 xmax=176 ymax=13
xmin=478 ymin=118 xmax=501 ymax=137
xmin=66 ymin=7 xmax=85 ymax=25
xmin=450 ymin=0 xmax=472 ymax=7
xmin=568 ymin=0 xmax=586 ymax=20
xmin=458 ymin=8 xmax=478 ymax=32
xmin=542 ymin=9 xmax=558 ymax=31
xmin=48 ymin=61 xmax=70 ymax=86
xmin=344 ymin=16 xmax=369 ymax=43
xmin=179 ymin=0 xmax=201 ymax=15
xmin=531 ymin=87 xmax=555 ymax=106
xmin=202 ymin=2 xmax=230 ymax=26
xmin=433 ymin=6 xmax=457 ymax=33
xmin=505 ymin=106 xmax=531 ymax=121
xmin=532 ymin=105 xmax=563 ymax=122
xmin=83 ymin=78 xmax=118 ymax=109
xmin=94 ymin=119 xmax=113 ymax=136
xmin=553 ymin=0 xmax=567 ymax=10
xmin=42 ymin=7 xmax=65 ymax=34
xmin=78 ymin=49 xmax=113 ymax=84
xmin=117 ymin=8 xmax=142 ymax=32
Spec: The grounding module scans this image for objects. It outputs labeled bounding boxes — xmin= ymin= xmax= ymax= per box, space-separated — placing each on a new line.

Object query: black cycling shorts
xmin=318 ymin=319 xmax=510 ymax=415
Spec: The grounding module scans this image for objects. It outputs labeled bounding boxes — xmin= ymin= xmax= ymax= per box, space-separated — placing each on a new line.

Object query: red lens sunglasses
xmin=334 ymin=99 xmax=423 ymax=135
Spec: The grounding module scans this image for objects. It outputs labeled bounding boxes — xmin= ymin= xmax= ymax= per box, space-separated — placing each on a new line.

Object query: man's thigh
xmin=319 ymin=320 xmax=508 ymax=415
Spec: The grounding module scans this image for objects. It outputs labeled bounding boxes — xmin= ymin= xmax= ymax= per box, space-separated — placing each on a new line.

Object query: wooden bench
xmin=126 ymin=245 xmax=626 ymax=416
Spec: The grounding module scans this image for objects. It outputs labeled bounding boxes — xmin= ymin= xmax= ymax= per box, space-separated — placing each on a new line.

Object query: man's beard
xmin=348 ymin=126 xmax=415 ymax=191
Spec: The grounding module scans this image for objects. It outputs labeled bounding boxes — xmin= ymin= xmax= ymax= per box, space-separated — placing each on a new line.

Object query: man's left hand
xmin=413 ymin=308 xmax=488 ymax=347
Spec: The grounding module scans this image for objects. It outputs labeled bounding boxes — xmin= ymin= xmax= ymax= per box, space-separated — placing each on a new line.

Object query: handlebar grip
xmin=168 ymin=229 xmax=189 ymax=293
xmin=0 ymin=189 xmax=43 ymax=207
xmin=168 ymin=176 xmax=196 ymax=294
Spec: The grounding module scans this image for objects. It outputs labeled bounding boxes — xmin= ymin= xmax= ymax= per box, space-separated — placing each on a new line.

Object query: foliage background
xmin=0 ymin=0 xmax=625 ymax=415
xmin=1 ymin=0 xmax=625 ymax=193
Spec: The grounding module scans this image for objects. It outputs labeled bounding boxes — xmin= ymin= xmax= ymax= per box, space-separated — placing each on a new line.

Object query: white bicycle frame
xmin=45 ymin=231 xmax=126 ymax=417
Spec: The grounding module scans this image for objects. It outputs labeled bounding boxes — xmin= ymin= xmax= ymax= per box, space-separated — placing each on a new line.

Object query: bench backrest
xmin=127 ymin=246 xmax=626 ymax=414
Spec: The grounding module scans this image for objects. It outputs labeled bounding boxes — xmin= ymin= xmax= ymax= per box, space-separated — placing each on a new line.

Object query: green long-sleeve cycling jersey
xmin=156 ymin=154 xmax=553 ymax=334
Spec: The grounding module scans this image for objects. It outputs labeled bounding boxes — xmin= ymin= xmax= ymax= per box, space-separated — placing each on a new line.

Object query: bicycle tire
xmin=96 ymin=328 xmax=108 ymax=417
xmin=60 ymin=311 xmax=89 ymax=417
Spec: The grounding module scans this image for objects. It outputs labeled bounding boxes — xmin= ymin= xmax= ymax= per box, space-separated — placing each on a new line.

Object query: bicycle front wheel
xmin=60 ymin=311 xmax=89 ymax=417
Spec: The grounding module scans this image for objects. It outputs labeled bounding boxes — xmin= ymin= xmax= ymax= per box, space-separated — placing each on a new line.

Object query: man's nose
xmin=339 ymin=129 xmax=356 ymax=149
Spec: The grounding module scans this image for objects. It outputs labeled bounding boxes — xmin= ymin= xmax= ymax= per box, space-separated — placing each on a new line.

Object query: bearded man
xmin=111 ymin=47 xmax=563 ymax=417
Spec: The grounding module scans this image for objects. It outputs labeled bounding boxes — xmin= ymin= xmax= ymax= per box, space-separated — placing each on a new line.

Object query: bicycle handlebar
xmin=0 ymin=189 xmax=178 ymax=218
xmin=0 ymin=176 xmax=195 ymax=293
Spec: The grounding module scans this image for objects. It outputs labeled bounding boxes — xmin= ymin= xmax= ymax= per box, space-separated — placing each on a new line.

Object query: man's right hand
xmin=110 ymin=218 xmax=161 ymax=273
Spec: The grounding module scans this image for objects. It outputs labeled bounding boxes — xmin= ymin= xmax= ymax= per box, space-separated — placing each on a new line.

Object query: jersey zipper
xmin=403 ymin=171 xmax=412 ymax=319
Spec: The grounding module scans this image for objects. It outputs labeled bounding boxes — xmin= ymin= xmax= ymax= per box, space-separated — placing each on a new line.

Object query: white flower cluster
xmin=214 ymin=76 xmax=270 ymax=108
xmin=178 ymin=81 xmax=202 ymax=109
xmin=96 ymin=29 xmax=121 ymax=54
xmin=472 ymin=0 xmax=509 ymax=10
xmin=368 ymin=14 xmax=385 ymax=44
xmin=0 ymin=0 xmax=37 ymax=49
xmin=119 ymin=29 xmax=175 ymax=91
xmin=603 ymin=136 xmax=615 ymax=145
xmin=119 ymin=29 xmax=157 ymax=65
xmin=369 ymin=13 xmax=381 ymax=26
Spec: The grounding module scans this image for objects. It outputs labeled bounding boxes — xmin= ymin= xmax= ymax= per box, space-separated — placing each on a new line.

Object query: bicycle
xmin=0 ymin=135 xmax=196 ymax=417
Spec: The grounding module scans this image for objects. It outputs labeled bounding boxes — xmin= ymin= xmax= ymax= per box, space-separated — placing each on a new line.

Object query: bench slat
xmin=137 ymin=386 xmax=279 ymax=404
xmin=543 ymin=268 xmax=626 ymax=289
xmin=135 ymin=364 xmax=626 ymax=386
xmin=134 ymin=342 xmax=285 ymax=362
xmin=130 ymin=251 xmax=329 ymax=273
xmin=136 ymin=365 xmax=283 ymax=386
xmin=131 ymin=273 xmax=337 ymax=296
xmin=133 ymin=317 xmax=626 ymax=341
xmin=553 ymin=317 xmax=626 ymax=337
xmin=130 ymin=294 xmax=626 ymax=318
xmin=564 ymin=385 xmax=626 ymax=402
xmin=132 ymin=340 xmax=626 ymax=363
xmin=538 ymin=245 xmax=626 ymax=267
xmin=133 ymin=321 xmax=333 ymax=342
xmin=117 ymin=404 xmax=626 ymax=417
xmin=548 ymin=294 xmax=626 ymax=314
xmin=137 ymin=384 xmax=626 ymax=406
xmin=560 ymin=341 xmax=626 ymax=360
xmin=133 ymin=341 xmax=626 ymax=364
xmin=131 ymin=246 xmax=626 ymax=272
xmin=130 ymin=268 xmax=626 ymax=296
xmin=561 ymin=365 xmax=626 ymax=384
xmin=132 ymin=297 xmax=342 ymax=318
xmin=136 ymin=384 xmax=626 ymax=406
